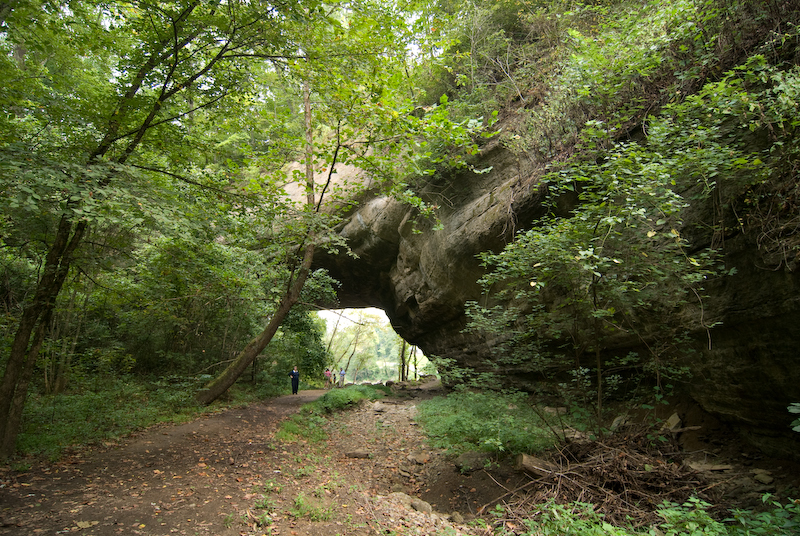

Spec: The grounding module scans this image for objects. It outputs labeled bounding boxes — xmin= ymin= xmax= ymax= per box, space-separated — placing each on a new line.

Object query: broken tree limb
xmin=515 ymin=453 xmax=557 ymax=477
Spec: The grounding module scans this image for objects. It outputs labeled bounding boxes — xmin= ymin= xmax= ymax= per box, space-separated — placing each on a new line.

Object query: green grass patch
xmin=290 ymin=491 xmax=334 ymax=521
xmin=274 ymin=411 xmax=327 ymax=443
xmin=416 ymin=390 xmax=564 ymax=456
xmin=314 ymin=384 xmax=388 ymax=413
xmin=275 ymin=384 xmax=388 ymax=443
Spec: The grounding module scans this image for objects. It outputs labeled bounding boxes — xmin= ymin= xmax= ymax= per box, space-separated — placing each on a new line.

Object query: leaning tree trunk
xmin=195 ymin=244 xmax=315 ymax=405
xmin=0 ymin=308 xmax=54 ymax=456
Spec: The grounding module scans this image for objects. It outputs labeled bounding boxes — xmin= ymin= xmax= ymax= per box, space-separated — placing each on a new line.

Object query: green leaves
xmin=789 ymin=403 xmax=800 ymax=433
xmin=468 ymin=102 xmax=721 ymax=419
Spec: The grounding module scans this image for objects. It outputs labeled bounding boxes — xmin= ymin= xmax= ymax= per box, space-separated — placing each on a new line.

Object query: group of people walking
xmin=288 ymin=366 xmax=346 ymax=394
xmin=324 ymin=367 xmax=346 ymax=389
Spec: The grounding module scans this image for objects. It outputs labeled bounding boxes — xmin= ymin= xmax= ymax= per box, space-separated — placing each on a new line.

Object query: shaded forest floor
xmin=2 ymin=383 xmax=799 ymax=536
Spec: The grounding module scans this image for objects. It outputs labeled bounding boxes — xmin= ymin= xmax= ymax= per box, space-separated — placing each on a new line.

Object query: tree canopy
xmin=0 ymin=0 xmax=491 ymax=457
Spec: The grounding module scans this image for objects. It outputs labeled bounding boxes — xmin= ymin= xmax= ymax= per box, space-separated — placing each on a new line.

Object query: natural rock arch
xmin=314 ymin=139 xmax=800 ymax=460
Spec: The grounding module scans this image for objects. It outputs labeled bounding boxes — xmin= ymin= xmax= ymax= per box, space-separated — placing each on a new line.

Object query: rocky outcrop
xmin=313 ymin=136 xmax=800 ymax=459
xmin=314 ymin=138 xmax=538 ymax=355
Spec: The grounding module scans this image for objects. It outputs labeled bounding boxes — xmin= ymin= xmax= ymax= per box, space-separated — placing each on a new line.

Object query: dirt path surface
xmin=0 ymin=390 xmax=325 ymax=535
xmin=3 ymin=385 xmax=798 ymax=536
xmin=0 ymin=385 xmax=490 ymax=536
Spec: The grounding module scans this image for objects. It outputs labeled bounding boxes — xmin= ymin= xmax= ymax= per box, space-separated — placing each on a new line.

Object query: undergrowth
xmin=503 ymin=496 xmax=800 ymax=536
xmin=314 ymin=384 xmax=390 ymax=413
xmin=419 ymin=390 xmax=799 ymax=535
xmin=416 ymin=389 xmax=564 ymax=456
xmin=15 ymin=374 xmax=284 ymax=462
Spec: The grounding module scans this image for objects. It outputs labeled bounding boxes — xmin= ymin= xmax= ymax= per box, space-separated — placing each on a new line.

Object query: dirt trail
xmin=4 ymin=385 xmax=796 ymax=536
xmin=0 ymin=386 xmax=488 ymax=536
xmin=0 ymin=391 xmax=330 ymax=535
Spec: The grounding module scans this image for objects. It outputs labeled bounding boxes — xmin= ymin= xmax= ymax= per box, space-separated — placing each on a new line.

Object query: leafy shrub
xmin=726 ymin=495 xmax=800 ymax=536
xmin=789 ymin=403 xmax=800 ymax=433
xmin=521 ymin=500 xmax=635 ymax=536
xmin=417 ymin=390 xmax=560 ymax=456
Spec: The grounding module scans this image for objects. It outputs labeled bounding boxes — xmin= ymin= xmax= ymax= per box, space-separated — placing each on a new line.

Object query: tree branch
xmin=128 ymin=164 xmax=251 ymax=198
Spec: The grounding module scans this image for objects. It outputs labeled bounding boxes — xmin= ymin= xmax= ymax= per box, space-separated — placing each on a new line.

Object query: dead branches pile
xmin=484 ymin=424 xmax=719 ymax=531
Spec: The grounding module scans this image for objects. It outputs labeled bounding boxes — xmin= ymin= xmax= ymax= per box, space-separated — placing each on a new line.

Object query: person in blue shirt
xmin=289 ymin=365 xmax=300 ymax=394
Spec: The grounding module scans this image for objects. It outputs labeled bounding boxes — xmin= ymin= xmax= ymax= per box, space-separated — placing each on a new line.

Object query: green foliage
xmin=324 ymin=310 xmax=432 ymax=384
xmin=269 ymin=304 xmax=331 ymax=388
xmin=648 ymin=55 xmax=800 ymax=264
xmin=519 ymin=500 xmax=636 ymax=536
xmin=15 ymin=375 xmax=206 ymax=459
xmin=13 ymin=369 xmax=290 ymax=460
xmin=1 ymin=0 xmax=492 ymax=440
xmin=465 ymin=33 xmax=800 ymax=428
xmin=290 ymin=491 xmax=334 ymax=521
xmin=416 ymin=390 xmax=560 ymax=456
xmin=263 ymin=478 xmax=283 ymax=494
xmin=274 ymin=385 xmax=387 ymax=443
xmin=425 ymin=0 xmax=793 ymax=171
xmin=654 ymin=497 xmax=731 ymax=536
xmin=427 ymin=356 xmax=501 ymax=389
xmin=468 ymin=126 xmax=717 ymax=421
xmin=506 ymin=495 xmax=800 ymax=536
xmin=313 ymin=385 xmax=387 ymax=414
xmin=110 ymin=236 xmax=271 ymax=373
xmin=725 ymin=495 xmax=800 ymax=535
xmin=272 ymin=409 xmax=329 ymax=444
xmin=789 ymin=403 xmax=800 ymax=433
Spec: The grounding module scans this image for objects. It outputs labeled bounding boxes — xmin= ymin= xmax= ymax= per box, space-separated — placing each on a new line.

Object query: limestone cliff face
xmin=313 ymin=138 xmax=800 ymax=458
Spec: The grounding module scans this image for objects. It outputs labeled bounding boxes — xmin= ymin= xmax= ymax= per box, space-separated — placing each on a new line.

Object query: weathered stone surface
xmin=754 ymin=472 xmax=775 ymax=485
xmin=454 ymin=451 xmax=491 ymax=474
xmin=410 ymin=497 xmax=433 ymax=514
xmin=407 ymin=451 xmax=431 ymax=465
xmin=662 ymin=413 xmax=682 ymax=432
xmin=313 ymin=136 xmax=800 ymax=459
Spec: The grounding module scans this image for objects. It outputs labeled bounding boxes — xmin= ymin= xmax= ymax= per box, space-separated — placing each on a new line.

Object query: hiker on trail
xmin=289 ymin=365 xmax=300 ymax=395
xmin=324 ymin=368 xmax=332 ymax=389
xmin=338 ymin=368 xmax=345 ymax=387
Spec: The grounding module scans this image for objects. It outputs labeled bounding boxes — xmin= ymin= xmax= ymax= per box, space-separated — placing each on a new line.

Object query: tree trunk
xmin=0 ymin=308 xmax=53 ymax=456
xmin=0 ymin=216 xmax=86 ymax=458
xmin=51 ymin=281 xmax=86 ymax=395
xmin=398 ymin=339 xmax=407 ymax=381
xmin=341 ymin=329 xmax=360 ymax=384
